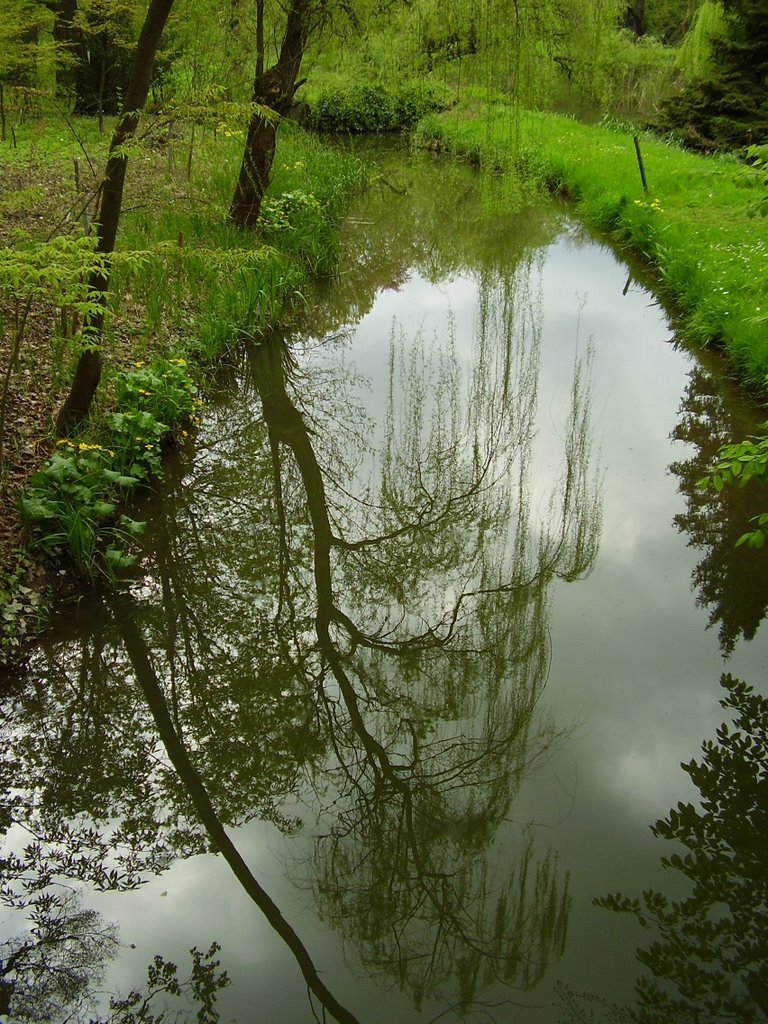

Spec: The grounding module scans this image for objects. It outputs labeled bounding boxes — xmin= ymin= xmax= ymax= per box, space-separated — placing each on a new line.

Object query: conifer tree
xmin=660 ymin=0 xmax=768 ymax=147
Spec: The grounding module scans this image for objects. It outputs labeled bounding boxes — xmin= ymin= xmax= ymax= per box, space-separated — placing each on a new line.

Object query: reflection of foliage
xmin=595 ymin=675 xmax=768 ymax=1023
xmin=0 ymin=885 xmax=228 ymax=1024
xmin=698 ymin=411 xmax=768 ymax=550
xmin=0 ymin=889 xmax=117 ymax=1023
xmin=256 ymin=254 xmax=599 ymax=1011
xmin=103 ymin=943 xmax=229 ymax=1024
xmin=670 ymin=364 xmax=768 ymax=653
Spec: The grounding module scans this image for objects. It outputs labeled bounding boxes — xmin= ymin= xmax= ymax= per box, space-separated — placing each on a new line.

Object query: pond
xmin=1 ymin=139 xmax=767 ymax=1024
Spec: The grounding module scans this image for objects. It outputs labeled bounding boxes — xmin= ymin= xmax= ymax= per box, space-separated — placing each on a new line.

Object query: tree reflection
xmin=0 ymin=890 xmax=118 ymax=1023
xmin=245 ymin=254 xmax=599 ymax=1010
xmin=1 ymin=241 xmax=600 ymax=1019
xmin=670 ymin=363 xmax=768 ymax=654
xmin=595 ymin=674 xmax=768 ymax=1023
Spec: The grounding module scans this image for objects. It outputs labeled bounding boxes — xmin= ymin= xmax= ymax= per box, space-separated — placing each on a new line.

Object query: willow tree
xmin=56 ymin=0 xmax=175 ymax=434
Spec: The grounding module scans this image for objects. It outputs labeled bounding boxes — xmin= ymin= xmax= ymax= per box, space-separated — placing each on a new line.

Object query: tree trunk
xmin=47 ymin=0 xmax=77 ymax=96
xmin=229 ymin=0 xmax=310 ymax=230
xmin=56 ymin=0 xmax=175 ymax=435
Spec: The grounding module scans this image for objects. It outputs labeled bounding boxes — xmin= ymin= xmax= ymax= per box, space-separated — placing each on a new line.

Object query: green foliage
xmin=306 ymin=80 xmax=452 ymax=133
xmin=595 ymin=675 xmax=768 ymax=1022
xmin=674 ymin=0 xmax=728 ymax=82
xmin=0 ymin=235 xmax=109 ymax=349
xmin=738 ymin=144 xmax=768 ymax=218
xmin=19 ymin=444 xmax=145 ymax=576
xmin=698 ymin=404 xmax=768 ymax=549
xmin=644 ymin=0 xmax=701 ymax=43
xmin=587 ymin=31 xmax=677 ymax=120
xmin=19 ymin=354 xmax=200 ymax=577
xmin=113 ymin=355 xmax=199 ymax=428
xmin=657 ymin=0 xmax=768 ymax=148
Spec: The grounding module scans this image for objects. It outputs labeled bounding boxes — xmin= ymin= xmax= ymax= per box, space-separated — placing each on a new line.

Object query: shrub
xmin=306 ymin=81 xmax=451 ymax=134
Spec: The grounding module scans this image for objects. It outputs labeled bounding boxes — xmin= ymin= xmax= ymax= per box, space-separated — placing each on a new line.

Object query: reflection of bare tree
xmin=113 ymin=596 xmax=362 ymax=1024
xmin=670 ymin=364 xmax=768 ymax=654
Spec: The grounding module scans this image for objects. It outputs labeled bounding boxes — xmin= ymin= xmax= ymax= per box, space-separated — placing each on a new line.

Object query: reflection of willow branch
xmin=112 ymin=594 xmax=362 ymax=1024
xmin=248 ymin=333 xmax=575 ymax=1009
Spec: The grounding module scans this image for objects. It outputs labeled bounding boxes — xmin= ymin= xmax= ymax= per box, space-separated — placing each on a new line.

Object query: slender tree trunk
xmin=47 ymin=0 xmax=77 ymax=97
xmin=229 ymin=0 xmax=310 ymax=229
xmin=256 ymin=0 xmax=264 ymax=77
xmin=56 ymin=0 xmax=175 ymax=435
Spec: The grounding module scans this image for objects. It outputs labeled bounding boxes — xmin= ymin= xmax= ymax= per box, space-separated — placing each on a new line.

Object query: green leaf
xmin=92 ymin=501 xmax=116 ymax=517
xmin=19 ymin=495 xmax=59 ymax=520
xmin=104 ymin=546 xmax=138 ymax=572
xmin=119 ymin=516 xmax=147 ymax=536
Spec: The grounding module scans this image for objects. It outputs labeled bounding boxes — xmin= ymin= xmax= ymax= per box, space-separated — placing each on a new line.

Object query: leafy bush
xmin=112 ymin=355 xmax=198 ymax=429
xmin=19 ymin=445 xmax=145 ymax=576
xmin=306 ymin=81 xmax=451 ymax=134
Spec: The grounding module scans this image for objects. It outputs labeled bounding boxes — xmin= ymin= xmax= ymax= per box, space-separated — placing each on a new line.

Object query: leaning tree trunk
xmin=229 ymin=0 xmax=310 ymax=229
xmin=56 ymin=0 xmax=175 ymax=435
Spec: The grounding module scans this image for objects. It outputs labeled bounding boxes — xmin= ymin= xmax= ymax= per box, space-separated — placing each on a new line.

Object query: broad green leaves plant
xmin=698 ymin=418 xmax=768 ymax=548
xmin=19 ymin=445 xmax=145 ymax=576
xmin=19 ymin=354 xmax=199 ymax=577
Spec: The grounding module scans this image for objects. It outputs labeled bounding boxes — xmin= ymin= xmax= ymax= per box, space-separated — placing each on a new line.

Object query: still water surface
xmin=2 ymin=142 xmax=767 ymax=1023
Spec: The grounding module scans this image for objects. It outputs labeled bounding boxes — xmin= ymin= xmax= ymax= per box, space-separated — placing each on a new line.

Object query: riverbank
xmin=0 ymin=118 xmax=366 ymax=660
xmin=413 ymin=103 xmax=768 ymax=392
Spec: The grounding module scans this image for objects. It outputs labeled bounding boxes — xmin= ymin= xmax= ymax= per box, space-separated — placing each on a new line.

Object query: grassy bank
xmin=0 ymin=116 xmax=366 ymax=658
xmin=414 ymin=103 xmax=767 ymax=389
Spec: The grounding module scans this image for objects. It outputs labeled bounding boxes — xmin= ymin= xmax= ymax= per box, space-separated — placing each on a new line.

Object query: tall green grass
xmin=415 ymin=105 xmax=768 ymax=388
xmin=108 ymin=119 xmax=367 ymax=365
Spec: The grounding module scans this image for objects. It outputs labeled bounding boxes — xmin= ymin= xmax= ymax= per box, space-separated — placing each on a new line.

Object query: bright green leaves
xmin=20 ymin=353 xmax=199 ymax=578
xmin=698 ymin=417 xmax=768 ymax=549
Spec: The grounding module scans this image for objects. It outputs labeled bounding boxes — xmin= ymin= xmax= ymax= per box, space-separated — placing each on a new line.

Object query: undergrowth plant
xmin=5 ymin=118 xmax=367 ymax=593
xmin=19 ymin=354 xmax=200 ymax=578
xmin=0 ymin=236 xmax=108 ymax=474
